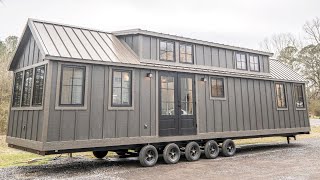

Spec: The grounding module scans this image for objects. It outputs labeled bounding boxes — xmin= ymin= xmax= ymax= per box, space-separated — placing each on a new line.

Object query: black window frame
xmin=275 ymin=83 xmax=287 ymax=109
xmin=159 ymin=40 xmax=175 ymax=62
xmin=32 ymin=65 xmax=46 ymax=106
xmin=21 ymin=68 xmax=34 ymax=107
xmin=235 ymin=52 xmax=247 ymax=70
xmin=210 ymin=77 xmax=225 ymax=99
xmin=59 ymin=65 xmax=86 ymax=106
xmin=111 ymin=69 xmax=133 ymax=107
xmin=294 ymin=84 xmax=305 ymax=108
xmin=12 ymin=71 xmax=24 ymax=107
xmin=249 ymin=55 xmax=260 ymax=72
xmin=179 ymin=43 xmax=193 ymax=64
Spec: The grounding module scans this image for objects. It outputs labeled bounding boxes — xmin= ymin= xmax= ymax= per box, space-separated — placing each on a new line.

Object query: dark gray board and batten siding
xmin=46 ymin=62 xmax=157 ymax=142
xmin=7 ymin=34 xmax=45 ymax=142
xmin=121 ymin=35 xmax=270 ymax=73
xmin=46 ymin=62 xmax=309 ymax=142
xmin=197 ymin=75 xmax=309 ymax=133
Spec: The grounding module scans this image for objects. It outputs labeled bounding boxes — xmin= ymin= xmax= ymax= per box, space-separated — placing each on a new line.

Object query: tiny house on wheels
xmin=6 ymin=19 xmax=310 ymax=167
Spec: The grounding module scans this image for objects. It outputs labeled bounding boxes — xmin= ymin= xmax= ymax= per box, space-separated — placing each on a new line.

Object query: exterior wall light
xmin=146 ymin=73 xmax=153 ymax=78
xmin=200 ymin=77 xmax=207 ymax=82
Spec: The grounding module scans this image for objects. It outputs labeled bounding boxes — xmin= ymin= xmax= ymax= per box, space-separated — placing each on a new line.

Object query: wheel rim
xmin=227 ymin=144 xmax=234 ymax=153
xmin=169 ymin=148 xmax=178 ymax=160
xmin=145 ymin=150 xmax=156 ymax=163
xmin=190 ymin=146 xmax=198 ymax=157
xmin=209 ymin=145 xmax=216 ymax=155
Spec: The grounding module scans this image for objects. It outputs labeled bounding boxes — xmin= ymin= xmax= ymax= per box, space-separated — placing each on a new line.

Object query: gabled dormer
xmin=114 ymin=29 xmax=273 ymax=75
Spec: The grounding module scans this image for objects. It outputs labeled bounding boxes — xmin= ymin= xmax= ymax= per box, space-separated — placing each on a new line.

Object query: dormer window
xmin=160 ymin=40 xmax=174 ymax=61
xmin=236 ymin=52 xmax=247 ymax=70
xmin=179 ymin=44 xmax=193 ymax=63
xmin=249 ymin=55 xmax=260 ymax=72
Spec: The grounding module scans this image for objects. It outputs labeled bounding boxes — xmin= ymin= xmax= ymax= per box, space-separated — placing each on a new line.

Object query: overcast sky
xmin=0 ymin=0 xmax=320 ymax=51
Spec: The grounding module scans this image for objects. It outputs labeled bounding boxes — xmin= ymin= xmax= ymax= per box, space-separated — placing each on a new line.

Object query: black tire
xmin=204 ymin=140 xmax=219 ymax=159
xmin=163 ymin=143 xmax=181 ymax=164
xmin=185 ymin=141 xmax=201 ymax=161
xmin=93 ymin=151 xmax=108 ymax=159
xmin=139 ymin=145 xmax=158 ymax=167
xmin=221 ymin=139 xmax=236 ymax=157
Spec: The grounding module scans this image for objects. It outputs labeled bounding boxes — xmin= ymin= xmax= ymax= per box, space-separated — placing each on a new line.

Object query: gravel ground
xmin=1 ymin=138 xmax=320 ymax=180
xmin=310 ymin=118 xmax=320 ymax=126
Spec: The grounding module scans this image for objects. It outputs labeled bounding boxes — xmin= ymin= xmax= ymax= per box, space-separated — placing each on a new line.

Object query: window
xmin=161 ymin=76 xmax=175 ymax=115
xmin=112 ymin=70 xmax=132 ymax=107
xmin=60 ymin=65 xmax=85 ymax=105
xmin=249 ymin=55 xmax=259 ymax=71
xmin=294 ymin=84 xmax=305 ymax=108
xmin=180 ymin=44 xmax=193 ymax=63
xmin=21 ymin=69 xmax=33 ymax=106
xmin=236 ymin=53 xmax=247 ymax=70
xmin=211 ymin=77 xmax=225 ymax=98
xmin=160 ymin=40 xmax=174 ymax=61
xmin=12 ymin=72 xmax=23 ymax=107
xmin=275 ymin=83 xmax=287 ymax=108
xmin=32 ymin=66 xmax=46 ymax=106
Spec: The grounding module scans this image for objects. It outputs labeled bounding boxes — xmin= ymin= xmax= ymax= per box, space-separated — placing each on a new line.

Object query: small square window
xmin=111 ymin=69 xmax=132 ymax=107
xmin=211 ymin=77 xmax=225 ymax=99
xmin=249 ymin=55 xmax=259 ymax=71
xmin=236 ymin=53 xmax=247 ymax=70
xmin=179 ymin=44 xmax=193 ymax=63
xmin=160 ymin=40 xmax=175 ymax=61
xmin=60 ymin=65 xmax=86 ymax=106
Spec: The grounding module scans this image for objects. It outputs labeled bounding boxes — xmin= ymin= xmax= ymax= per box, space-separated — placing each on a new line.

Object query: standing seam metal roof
xmin=30 ymin=19 xmax=140 ymax=64
xmin=9 ymin=19 xmax=306 ymax=83
xmin=269 ymin=59 xmax=306 ymax=82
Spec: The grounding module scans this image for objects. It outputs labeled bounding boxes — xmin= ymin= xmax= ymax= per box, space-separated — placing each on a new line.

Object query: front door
xmin=159 ymin=72 xmax=196 ymax=136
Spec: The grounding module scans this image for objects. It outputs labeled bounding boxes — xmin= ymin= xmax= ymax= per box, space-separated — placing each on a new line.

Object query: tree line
xmin=260 ymin=17 xmax=320 ymax=117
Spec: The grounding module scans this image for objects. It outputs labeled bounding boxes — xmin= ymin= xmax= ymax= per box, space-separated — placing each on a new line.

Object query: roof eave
xmin=113 ymin=29 xmax=274 ymax=57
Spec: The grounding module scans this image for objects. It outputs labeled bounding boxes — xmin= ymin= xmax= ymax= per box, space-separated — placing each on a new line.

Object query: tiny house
xmin=6 ymin=19 xmax=310 ymax=166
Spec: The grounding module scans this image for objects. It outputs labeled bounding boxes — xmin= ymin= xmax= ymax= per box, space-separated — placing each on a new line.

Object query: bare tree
xmin=303 ymin=17 xmax=320 ymax=44
xmin=259 ymin=33 xmax=300 ymax=58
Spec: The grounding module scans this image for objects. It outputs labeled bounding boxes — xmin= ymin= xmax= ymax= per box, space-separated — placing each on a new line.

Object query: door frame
xmin=158 ymin=71 xmax=197 ymax=136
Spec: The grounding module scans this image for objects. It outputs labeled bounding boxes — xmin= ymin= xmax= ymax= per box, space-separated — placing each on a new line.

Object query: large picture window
xmin=21 ymin=69 xmax=33 ymax=106
xmin=275 ymin=83 xmax=287 ymax=108
xmin=160 ymin=40 xmax=174 ymax=61
xmin=112 ymin=69 xmax=132 ymax=107
xmin=12 ymin=72 xmax=23 ymax=107
xmin=249 ymin=55 xmax=259 ymax=71
xmin=60 ymin=65 xmax=85 ymax=105
xmin=211 ymin=77 xmax=225 ymax=98
xmin=32 ymin=66 xmax=46 ymax=106
xmin=294 ymin=84 xmax=305 ymax=108
xmin=179 ymin=44 xmax=193 ymax=63
xmin=236 ymin=53 xmax=247 ymax=70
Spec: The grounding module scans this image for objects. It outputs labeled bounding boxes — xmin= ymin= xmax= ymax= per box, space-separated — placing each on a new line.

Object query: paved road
xmin=1 ymin=137 xmax=320 ymax=180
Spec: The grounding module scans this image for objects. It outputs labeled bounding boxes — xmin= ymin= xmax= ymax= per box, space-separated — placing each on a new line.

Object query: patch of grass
xmin=236 ymin=126 xmax=320 ymax=145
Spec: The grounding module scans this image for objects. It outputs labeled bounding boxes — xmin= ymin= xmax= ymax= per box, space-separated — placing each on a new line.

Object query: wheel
xmin=185 ymin=141 xmax=201 ymax=161
xmin=204 ymin=140 xmax=219 ymax=159
xmin=221 ymin=139 xmax=236 ymax=157
xmin=163 ymin=143 xmax=181 ymax=164
xmin=139 ymin=145 xmax=158 ymax=167
xmin=93 ymin=150 xmax=108 ymax=159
